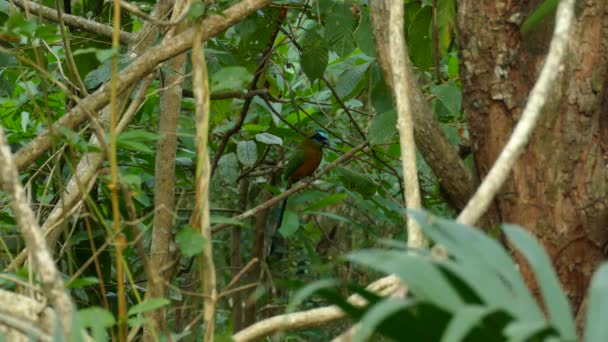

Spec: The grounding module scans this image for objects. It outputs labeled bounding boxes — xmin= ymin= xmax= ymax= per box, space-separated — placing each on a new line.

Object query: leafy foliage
xmin=290 ymin=210 xmax=608 ymax=341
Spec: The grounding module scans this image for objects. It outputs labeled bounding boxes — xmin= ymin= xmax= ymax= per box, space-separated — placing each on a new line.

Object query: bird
xmin=276 ymin=129 xmax=330 ymax=230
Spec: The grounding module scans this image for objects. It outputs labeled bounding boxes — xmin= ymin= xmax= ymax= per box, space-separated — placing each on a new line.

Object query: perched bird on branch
xmin=276 ymin=129 xmax=330 ymax=230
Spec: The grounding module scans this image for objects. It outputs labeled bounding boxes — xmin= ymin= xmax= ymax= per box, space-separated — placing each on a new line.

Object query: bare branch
xmin=386 ymin=0 xmax=425 ymax=247
xmin=0 ymin=126 xmax=74 ymax=339
xmin=10 ymin=0 xmax=133 ymax=44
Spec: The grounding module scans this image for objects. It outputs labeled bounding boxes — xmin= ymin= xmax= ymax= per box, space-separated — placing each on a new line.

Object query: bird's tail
xmin=268 ymin=185 xmax=290 ymax=257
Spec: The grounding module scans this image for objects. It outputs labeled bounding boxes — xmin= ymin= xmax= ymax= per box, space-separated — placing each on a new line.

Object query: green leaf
xmin=347 ymin=249 xmax=464 ymax=312
xmin=236 ymin=140 xmax=257 ymax=167
xmin=503 ymin=321 xmax=554 ymax=341
xmin=326 ymin=3 xmax=356 ymax=57
xmin=67 ymin=277 xmax=99 ymax=289
xmin=335 ymin=61 xmax=371 ymax=99
xmin=210 ymin=66 xmax=253 ymax=92
xmin=118 ymin=129 xmax=160 ymax=141
xmin=354 ymin=9 xmax=376 ymax=57
xmin=128 ymin=298 xmax=170 ymax=316
xmin=279 ymin=210 xmax=299 ymax=238
xmin=255 ymin=132 xmax=283 ymax=145
xmin=336 ymin=167 xmax=377 ymax=199
xmin=584 ymin=263 xmax=608 ymax=342
xmin=210 ymin=216 xmax=246 ymax=227
xmin=368 ymin=110 xmax=397 ymax=145
xmin=301 ymin=29 xmax=329 ymax=82
xmin=303 ymin=193 xmax=347 ymax=212
xmin=409 ymin=210 xmax=544 ymax=322
xmin=216 ymin=153 xmax=239 ymax=185
xmin=371 ymin=78 xmax=394 ymax=114
xmin=407 ymin=6 xmax=433 ymax=70
xmin=117 ymin=140 xmax=154 ymax=153
xmin=432 ymin=83 xmax=461 ymax=115
xmin=441 ymin=305 xmax=497 ymax=342
xmin=503 ymin=224 xmax=576 ymax=340
xmin=77 ymin=307 xmax=115 ymax=341
xmin=520 ymin=0 xmax=559 ymax=35
xmin=354 ymin=298 xmax=413 ymax=342
xmin=436 ymin=0 xmax=456 ymax=57
xmin=176 ymin=226 xmax=206 ymax=257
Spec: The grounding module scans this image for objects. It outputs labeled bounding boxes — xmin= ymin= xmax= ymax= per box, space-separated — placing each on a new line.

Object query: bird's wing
xmin=284 ymin=149 xmax=305 ymax=181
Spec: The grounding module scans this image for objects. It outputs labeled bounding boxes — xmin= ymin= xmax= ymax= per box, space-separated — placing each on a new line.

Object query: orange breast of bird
xmin=288 ymin=141 xmax=323 ymax=182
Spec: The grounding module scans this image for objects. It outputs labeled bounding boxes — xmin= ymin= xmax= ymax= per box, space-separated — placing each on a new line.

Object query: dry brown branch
xmin=10 ymin=0 xmax=133 ymax=44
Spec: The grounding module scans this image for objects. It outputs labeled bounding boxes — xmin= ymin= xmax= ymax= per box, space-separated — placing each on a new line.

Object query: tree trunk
xmin=458 ymin=0 xmax=608 ymax=315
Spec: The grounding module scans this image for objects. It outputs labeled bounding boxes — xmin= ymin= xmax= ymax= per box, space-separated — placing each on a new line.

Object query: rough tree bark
xmin=458 ymin=0 xmax=608 ymax=315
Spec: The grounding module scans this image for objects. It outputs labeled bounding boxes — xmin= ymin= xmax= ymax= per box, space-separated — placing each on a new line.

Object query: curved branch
xmin=232 ymin=274 xmax=406 ymax=342
xmin=11 ymin=0 xmax=133 ymax=44
xmin=457 ymin=0 xmax=575 ymax=225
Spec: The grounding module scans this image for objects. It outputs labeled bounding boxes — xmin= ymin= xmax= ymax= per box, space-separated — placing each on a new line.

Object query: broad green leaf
xmin=176 ymin=226 xmax=206 ymax=257
xmin=347 ymin=249 xmax=464 ymax=312
xmin=503 ymin=224 xmax=575 ymax=340
xmin=354 ymin=298 xmax=413 ymax=342
xmin=279 ymin=210 xmax=299 ymax=238
xmin=216 ymin=153 xmax=240 ymax=185
xmin=503 ymin=321 xmax=555 ymax=342
xmin=335 ymin=61 xmax=371 ymax=99
xmin=210 ymin=66 xmax=253 ymax=92
xmin=584 ymin=263 xmax=608 ymax=342
xmin=409 ymin=210 xmax=544 ymax=322
xmin=436 ymin=0 xmax=456 ymax=56
xmin=336 ymin=167 xmax=377 ymax=199
xmin=354 ymin=9 xmax=376 ymax=57
xmin=438 ymin=260 xmax=524 ymax=319
xmin=77 ymin=307 xmax=115 ymax=341
xmin=301 ymin=29 xmax=329 ymax=82
xmin=118 ymin=130 xmax=160 ymax=141
xmin=117 ymin=140 xmax=154 ymax=154
xmin=441 ymin=305 xmax=497 ymax=342
xmin=371 ymin=78 xmax=394 ymax=114
xmin=326 ymin=2 xmax=356 ymax=57
xmin=407 ymin=7 xmax=433 ymax=70
xmin=256 ymin=132 xmax=282 ymax=145
xmin=368 ymin=110 xmax=397 ymax=145
xmin=67 ymin=277 xmax=99 ymax=289
xmin=236 ymin=140 xmax=257 ymax=167
xmin=128 ymin=298 xmax=170 ymax=316
xmin=432 ymin=83 xmax=461 ymax=115
xmin=210 ymin=216 xmax=247 ymax=227
xmin=303 ymin=193 xmax=347 ymax=212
